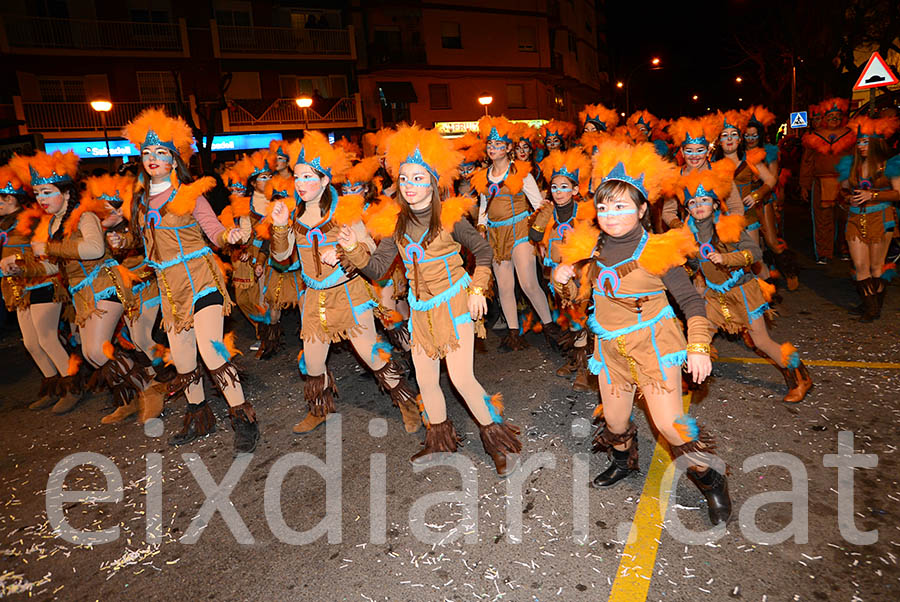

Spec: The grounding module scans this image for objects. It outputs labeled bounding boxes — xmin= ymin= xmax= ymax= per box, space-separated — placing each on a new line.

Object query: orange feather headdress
xmin=82 ymin=173 xmax=135 ymax=221
xmin=0 ymin=165 xmax=28 ymax=195
xmin=510 ymin=123 xmax=539 ymax=145
xmin=123 ymin=107 xmax=195 ymax=160
xmin=362 ymin=128 xmax=393 ymax=157
xmin=538 ymin=148 xmax=591 ymax=192
xmin=288 ymin=130 xmax=352 ymax=184
xmin=333 ymin=137 xmax=362 ymax=161
xmin=627 ymin=110 xmax=659 ymax=134
xmin=384 ymin=124 xmax=462 ymax=189
xmin=743 ymin=105 xmax=776 ymax=129
xmin=246 ymin=148 xmax=275 ymax=179
xmin=720 ymin=110 xmax=748 ymax=133
xmin=591 ymin=140 xmax=678 ymax=203
xmin=452 ymin=132 xmax=486 ymax=166
xmin=816 ymin=97 xmax=849 ymax=117
xmin=344 ymin=156 xmax=381 ymax=187
xmin=539 ymin=120 xmax=576 ymax=143
xmin=849 ymin=115 xmax=900 ymax=140
xmin=9 ymin=151 xmax=79 ymax=188
xmin=478 ymin=115 xmax=516 ymax=144
xmin=674 ymin=159 xmax=736 ymax=206
xmin=579 ymin=104 xmax=619 ymax=132
xmin=669 ymin=114 xmax=722 ymax=147
xmin=264 ymin=174 xmax=293 ymax=201
xmin=269 ymin=139 xmax=291 ymax=160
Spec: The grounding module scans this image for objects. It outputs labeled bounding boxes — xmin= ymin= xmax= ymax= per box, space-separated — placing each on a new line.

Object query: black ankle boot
xmin=688 ymin=467 xmax=732 ymax=525
xmin=228 ymin=402 xmax=260 ymax=455
xmin=169 ymin=400 xmax=217 ymax=446
xmin=592 ymin=447 xmax=634 ymax=488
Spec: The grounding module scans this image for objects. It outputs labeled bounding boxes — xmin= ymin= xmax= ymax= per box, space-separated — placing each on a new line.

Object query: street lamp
xmin=478 ymin=93 xmax=493 ymax=116
xmin=735 ymin=76 xmax=743 ymax=84
xmin=616 ymin=81 xmax=624 ymax=88
xmin=623 ymin=57 xmax=663 ymax=116
xmin=692 ymin=94 xmax=699 ymax=101
xmin=90 ymin=100 xmax=113 ymax=172
xmin=295 ymin=96 xmax=312 ymax=129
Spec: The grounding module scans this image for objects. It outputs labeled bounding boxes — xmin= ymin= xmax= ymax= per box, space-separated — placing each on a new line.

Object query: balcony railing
xmin=212 ymin=22 xmax=354 ymax=59
xmin=224 ymin=96 xmax=362 ymax=131
xmin=21 ymin=100 xmax=182 ymax=134
xmin=0 ymin=15 xmax=187 ymax=56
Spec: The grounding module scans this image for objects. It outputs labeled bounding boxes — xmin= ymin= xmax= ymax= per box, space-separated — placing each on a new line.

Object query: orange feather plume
xmin=0 ymin=165 xmax=26 ymax=194
xmin=269 ymin=139 xmax=291 ymax=159
xmin=669 ymin=114 xmax=722 ymax=147
xmin=510 ymin=123 xmax=539 ymax=144
xmin=538 ymin=148 xmax=591 ymax=192
xmin=440 ymin=195 xmax=476 ymax=232
xmin=30 ymin=215 xmax=52 ymax=244
xmin=558 ymin=218 xmax=600 ymax=265
xmin=579 ymin=103 xmax=619 ymax=131
xmin=757 ymin=278 xmax=776 ymax=303
xmin=591 ymin=140 xmax=678 ymax=203
xmin=289 ymin=131 xmax=352 ymax=184
xmin=478 ymin=115 xmax=516 ymax=143
xmin=488 ymin=393 xmax=504 ymax=416
xmin=362 ymin=128 xmax=393 ymax=157
xmin=780 ymin=342 xmax=798 ymax=367
xmin=384 ymin=124 xmax=462 ymax=189
xmin=626 ymin=110 xmax=659 ymax=132
xmin=363 ymin=195 xmax=401 ymax=239
xmin=9 ymin=151 xmax=80 ymax=188
xmin=168 ymin=177 xmax=216 ymax=216
xmin=122 ymin=107 xmax=195 ymax=160
xmin=333 ymin=193 xmax=366 ymax=226
xmin=345 ymin=156 xmax=381 ymax=185
xmin=637 ymin=226 xmax=698 ymax=275
xmin=452 ymin=132 xmax=486 ymax=165
xmin=333 ymin=137 xmax=362 ymax=160
xmin=815 ymin=97 xmax=849 ymax=117
xmin=578 ymin=130 xmax=608 ymax=154
xmin=715 ymin=213 xmax=747 ymax=243
xmin=575 ymin=199 xmax=596 ymax=223
xmin=14 ymin=205 xmax=45 ymax=236
xmin=264 ymin=174 xmax=293 ymax=201
xmin=720 ymin=109 xmax=748 ymax=133
xmin=224 ymin=331 xmax=243 ymax=357
xmin=675 ymin=159 xmax=735 ymax=205
xmin=230 ymin=194 xmax=250 ymax=217
xmin=592 ymin=402 xmax=604 ymax=419
xmin=254 ymin=221 xmax=271 ymax=240
xmin=849 ymin=115 xmax=900 ymax=139
xmin=218 ymin=205 xmax=236 ymax=229
xmin=67 ymin=353 xmax=82 ymax=376
xmin=539 ymin=119 xmax=576 ymax=142
xmin=102 ymin=340 xmax=116 ymax=361
xmin=116 ymin=264 xmax=142 ymax=288
xmin=64 ymin=197 xmax=110 ymax=237
xmin=801 ymin=131 xmax=856 ymax=155
xmin=743 ymin=105 xmax=776 ymax=128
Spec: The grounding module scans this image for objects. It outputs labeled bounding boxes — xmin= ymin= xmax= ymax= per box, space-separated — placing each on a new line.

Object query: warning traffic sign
xmin=790 ymin=111 xmax=808 ymax=129
xmin=853 ymin=51 xmax=899 ymax=91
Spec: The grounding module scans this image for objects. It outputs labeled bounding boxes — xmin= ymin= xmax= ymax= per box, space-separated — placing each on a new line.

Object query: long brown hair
xmin=50 ymin=182 xmax=81 ymax=242
xmin=853 ymin=137 xmax=890 ymax=182
xmin=393 ymin=176 xmax=442 ymax=246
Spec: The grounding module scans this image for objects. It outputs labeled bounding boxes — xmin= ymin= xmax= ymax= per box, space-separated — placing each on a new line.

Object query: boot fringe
xmin=592 ymin=421 xmax=639 ymax=470
xmin=168 ymin=367 xmax=202 ymax=399
xmin=228 ymin=401 xmax=257 ymax=425
xmin=304 ymin=370 xmax=338 ymax=417
xmin=419 ymin=420 xmax=461 ymax=453
xmin=478 ymin=422 xmax=522 ymax=456
xmin=209 ymin=361 xmax=241 ymax=391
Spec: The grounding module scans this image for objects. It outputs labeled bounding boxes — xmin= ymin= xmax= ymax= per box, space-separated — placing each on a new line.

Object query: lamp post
xmin=623 ymin=57 xmax=662 ymax=116
xmin=90 ymin=100 xmax=113 ymax=172
xmin=478 ymin=93 xmax=493 ymax=116
xmin=295 ymin=96 xmax=312 ymax=130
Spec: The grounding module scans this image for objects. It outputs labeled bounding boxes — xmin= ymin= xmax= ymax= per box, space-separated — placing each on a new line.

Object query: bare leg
xmin=492 ymin=259 xmax=518 ymax=329
xmin=641 ymin=365 xmax=708 ymax=469
xmin=30 ymin=302 xmax=70 ymax=375
xmin=511 ymin=242 xmax=552 ymax=324
xmin=18 ymin=307 xmax=60 ymax=377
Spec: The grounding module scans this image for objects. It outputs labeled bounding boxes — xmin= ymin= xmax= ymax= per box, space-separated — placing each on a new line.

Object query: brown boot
xmin=556 ymin=349 xmax=578 ymax=376
xmin=498 ymin=329 xmax=529 ymax=352
xmin=52 ymin=375 xmax=84 ymax=414
xmin=137 ymin=381 xmax=168 ymax=424
xmin=410 ymin=419 xmax=461 ymax=464
xmin=101 ymin=398 xmax=139 ymax=424
xmin=478 ymin=421 xmax=522 ymax=477
xmin=572 ymin=347 xmax=598 ymax=392
xmin=781 ymin=362 xmax=812 ymax=403
xmin=293 ymin=412 xmax=327 ymax=433
xmin=255 ymin=322 xmax=283 ymax=360
xmin=29 ymin=376 xmax=61 ymax=410
xmin=373 ymin=359 xmax=421 ymax=433
xmin=168 ymin=399 xmax=217 ymax=446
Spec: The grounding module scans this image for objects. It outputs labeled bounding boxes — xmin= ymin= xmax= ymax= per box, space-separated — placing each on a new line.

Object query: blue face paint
xmin=550 ymin=185 xmax=572 ymax=193
xmin=294 ymin=174 xmax=319 ymax=183
xmin=399 ymin=180 xmax=431 ymax=188
xmin=257 ymin=174 xmax=272 ymax=181
xmin=744 ymin=133 xmax=759 ymax=141
xmin=683 ymin=148 xmax=708 ymax=157
xmin=142 ymin=150 xmax=174 ymax=164
xmin=36 ymin=190 xmax=61 ymax=199
xmin=486 ymin=142 xmax=508 ymax=152
xmin=342 ymin=184 xmax=365 ymax=195
xmin=720 ymin=131 xmax=740 ymax=141
xmin=596 ymin=208 xmax=637 ymax=218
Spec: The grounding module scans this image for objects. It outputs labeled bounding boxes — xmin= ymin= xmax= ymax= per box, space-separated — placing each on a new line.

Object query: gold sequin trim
xmin=158 ymin=269 xmax=177 ymax=324
xmin=740 ymin=250 xmax=754 ymax=266
xmin=318 ymin=290 xmax=329 ymax=334
xmin=616 ymin=335 xmax=640 ymax=384
xmin=717 ymin=292 xmax=732 ymax=326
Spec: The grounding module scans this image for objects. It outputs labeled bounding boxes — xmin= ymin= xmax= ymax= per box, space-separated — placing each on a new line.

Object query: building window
xmin=567 ymin=32 xmax=578 ymax=58
xmin=137 ymin=71 xmax=180 ymax=102
xmin=429 ymin=84 xmax=451 ymax=110
xmin=506 ymin=84 xmax=525 ymax=108
xmin=128 ymin=0 xmax=171 ymax=23
xmin=280 ymin=75 xmax=346 ymax=98
xmin=441 ymin=22 xmax=462 ymax=49
xmin=37 ymin=77 xmax=85 ymax=102
xmin=517 ymin=27 xmax=536 ymax=52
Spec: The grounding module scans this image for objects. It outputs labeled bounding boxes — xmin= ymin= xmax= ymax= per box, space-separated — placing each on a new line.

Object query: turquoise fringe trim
xmin=587 ymin=305 xmax=674 ymax=341
xmin=147 ymin=246 xmax=212 ymax=271
xmin=487 ymin=210 xmax=529 ymax=228
xmin=68 ymin=258 xmax=118 ymax=294
xmin=408 ymin=272 xmax=471 ymax=311
xmin=704 ymin=269 xmax=745 ymax=293
xmin=661 ymin=350 xmax=687 ymax=367
xmin=588 ymin=355 xmax=605 ymax=375
xmin=301 ymin=266 xmax=347 ymax=290
xmin=748 ymin=301 xmax=770 ymax=321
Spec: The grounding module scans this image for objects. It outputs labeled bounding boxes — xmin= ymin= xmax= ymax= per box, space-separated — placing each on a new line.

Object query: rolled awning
xmin=377 ymin=81 xmax=418 ymax=103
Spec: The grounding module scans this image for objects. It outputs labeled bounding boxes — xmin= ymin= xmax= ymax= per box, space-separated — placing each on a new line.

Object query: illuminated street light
xmin=616 ymin=81 xmax=624 ymax=88
xmin=692 ymin=95 xmax=699 ymax=101
xmin=624 ymin=58 xmax=664 ymax=115
xmin=735 ymin=76 xmax=743 ymax=84
xmin=90 ymin=100 xmax=113 ymax=170
xmin=620 ymin=112 xmax=625 ymax=117
xmin=651 ymin=57 xmax=661 ymax=66
xmin=478 ymin=93 xmax=493 ymax=116
xmin=296 ymin=97 xmax=313 ymax=129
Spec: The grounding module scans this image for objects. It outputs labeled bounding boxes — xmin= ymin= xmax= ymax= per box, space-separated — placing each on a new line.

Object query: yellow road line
xmin=608 ymin=393 xmax=691 ymax=602
xmin=716 ymin=356 xmax=900 ymax=369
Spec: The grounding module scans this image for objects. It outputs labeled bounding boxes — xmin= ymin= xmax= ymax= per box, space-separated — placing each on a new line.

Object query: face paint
xmin=342 ymin=184 xmax=365 ymax=195
xmin=294 ymin=174 xmax=319 ymax=183
xmin=550 ymin=184 xmax=572 ymax=193
xmin=595 ymin=208 xmax=637 ymax=217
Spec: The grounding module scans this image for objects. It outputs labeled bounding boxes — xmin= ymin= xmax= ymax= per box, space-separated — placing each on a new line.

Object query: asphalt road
xmin=1 ymin=205 xmax=899 ymax=601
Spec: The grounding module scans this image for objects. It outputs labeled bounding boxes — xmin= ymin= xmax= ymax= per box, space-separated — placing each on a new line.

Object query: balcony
xmin=15 ymin=98 xmax=182 ymax=138
xmin=223 ymin=95 xmax=362 ymax=131
xmin=0 ymin=15 xmax=189 ymax=57
xmin=211 ymin=21 xmax=355 ymax=60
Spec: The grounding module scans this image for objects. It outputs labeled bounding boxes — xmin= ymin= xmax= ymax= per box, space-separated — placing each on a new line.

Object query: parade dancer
xmin=837 ymin=115 xmax=900 ymax=321
xmin=676 ymin=161 xmax=812 ymax=403
xmin=535 ymin=119 xmax=576 ymax=164
xmin=337 ymin=124 xmax=522 ymax=476
xmin=579 ymin=103 xmax=619 ymax=135
xmin=122 ymin=108 xmax=259 ymax=454
xmin=0 ymin=164 xmax=75 ymax=411
xmin=473 ymin=115 xmax=559 ymax=351
xmin=553 ymin=140 xmax=731 ymax=525
xmin=268 ymin=131 xmax=421 ymax=435
xmin=530 ymin=148 xmax=596 ymax=391
xmin=799 ymin=98 xmax=855 ymax=264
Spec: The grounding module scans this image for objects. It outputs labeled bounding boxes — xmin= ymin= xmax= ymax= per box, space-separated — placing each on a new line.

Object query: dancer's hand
xmin=106 ymin=231 xmax=124 ymax=249
xmin=0 ymin=255 xmax=21 ymax=276
xmin=686 ymin=352 xmax=712 ymax=383
xmin=707 ymin=252 xmax=723 ymax=265
xmin=554 ymin=264 xmax=575 ymax=284
xmin=226 ymin=228 xmax=243 ymax=245
xmin=468 ymin=291 xmax=487 ymax=320
xmin=271 ymin=201 xmax=289 ymax=227
xmin=850 ymin=189 xmax=872 ymax=206
xmin=742 ymin=193 xmax=756 ymax=207
xmin=320 ymin=248 xmax=339 ymax=266
xmin=337 ymin=225 xmax=357 ymax=250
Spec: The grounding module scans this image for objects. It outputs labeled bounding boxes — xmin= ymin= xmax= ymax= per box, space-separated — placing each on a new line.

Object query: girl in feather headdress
xmin=676 ymin=163 xmax=812 ymax=404
xmin=268 ymin=130 xmax=421 ymax=436
xmin=799 ymin=98 xmax=855 ymax=264
xmin=121 ymin=107 xmax=259 ymax=455
xmin=336 ymin=124 xmax=522 ymax=477
xmin=661 ymin=115 xmax=744 ymax=231
xmin=553 ymin=140 xmax=732 ymax=526
xmin=837 ymin=114 xmax=900 ymax=321
xmin=0 ymin=164 xmax=74 ymax=412
xmin=473 ymin=115 xmax=559 ymax=351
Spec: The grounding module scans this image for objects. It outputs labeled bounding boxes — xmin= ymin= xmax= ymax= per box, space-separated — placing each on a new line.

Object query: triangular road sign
xmin=853 ymin=51 xmax=899 ymax=90
xmin=791 ymin=112 xmax=807 ymax=128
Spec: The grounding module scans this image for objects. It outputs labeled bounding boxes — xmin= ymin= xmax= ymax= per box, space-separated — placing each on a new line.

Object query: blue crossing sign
xmin=790 ymin=111 xmax=808 ymax=129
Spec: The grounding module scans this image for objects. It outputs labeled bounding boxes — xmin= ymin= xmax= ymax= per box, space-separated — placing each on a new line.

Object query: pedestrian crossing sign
xmin=790 ymin=111 xmax=808 ymax=129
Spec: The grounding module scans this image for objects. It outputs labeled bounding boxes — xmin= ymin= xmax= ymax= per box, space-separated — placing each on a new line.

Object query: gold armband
xmin=272 ymin=223 xmax=290 ymax=232
xmin=343 ymin=241 xmax=358 ymax=253
xmin=531 ymin=223 xmax=545 ymax=233
xmin=476 ymin=224 xmax=487 ymax=233
xmin=686 ymin=343 xmax=710 ymax=355
xmin=740 ymin=249 xmax=753 ymax=266
xmin=468 ymin=286 xmax=485 ymax=296
xmin=872 ymin=191 xmax=879 ymax=201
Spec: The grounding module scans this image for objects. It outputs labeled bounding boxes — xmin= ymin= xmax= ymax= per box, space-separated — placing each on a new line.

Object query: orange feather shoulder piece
xmin=715 ymin=213 xmax=746 ymax=243
xmin=363 ymin=195 xmax=401 ymax=239
xmin=503 ymin=160 xmax=531 ymax=194
xmin=14 ymin=205 xmax=46 ymax=236
xmin=470 ymin=168 xmax=489 ymax=195
xmin=557 ymin=219 xmax=600 ymax=265
xmin=638 ymin=226 xmax=698 ymax=275
xmin=64 ymin=197 xmax=110 ymax=237
xmin=332 ymin=193 xmax=366 ymax=226
xmin=440 ymin=195 xmax=476 ymax=232
xmin=168 ymin=177 xmax=216 ymax=216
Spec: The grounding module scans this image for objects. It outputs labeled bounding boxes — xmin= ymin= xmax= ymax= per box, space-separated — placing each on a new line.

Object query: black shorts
xmin=29 ymin=286 xmax=55 ymax=305
xmin=194 ymin=290 xmax=224 ymax=312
